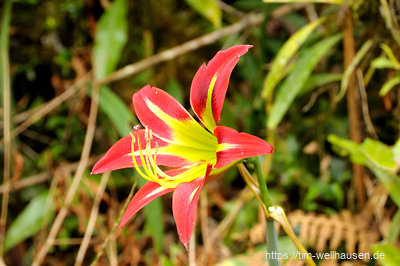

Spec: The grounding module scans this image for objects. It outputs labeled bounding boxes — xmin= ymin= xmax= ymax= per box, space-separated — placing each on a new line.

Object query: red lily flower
xmin=92 ymin=45 xmax=273 ymax=249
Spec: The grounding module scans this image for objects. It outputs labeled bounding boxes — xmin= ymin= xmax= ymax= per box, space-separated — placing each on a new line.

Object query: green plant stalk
xmin=238 ymin=164 xmax=315 ymax=266
xmin=248 ymin=156 xmax=279 ymax=266
xmin=248 ymin=156 xmax=272 ymax=208
xmin=0 ymin=0 xmax=12 ymax=259
xmin=269 ymin=206 xmax=316 ymax=266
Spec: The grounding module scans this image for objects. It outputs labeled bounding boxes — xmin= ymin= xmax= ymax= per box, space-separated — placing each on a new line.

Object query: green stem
xmin=266 ymin=219 xmax=280 ymax=266
xmin=248 ymin=156 xmax=280 ymax=266
xmin=248 ymin=156 xmax=272 ymax=208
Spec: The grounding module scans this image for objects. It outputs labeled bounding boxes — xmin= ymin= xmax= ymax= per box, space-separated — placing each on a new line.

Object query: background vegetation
xmin=1 ymin=0 xmax=399 ymax=265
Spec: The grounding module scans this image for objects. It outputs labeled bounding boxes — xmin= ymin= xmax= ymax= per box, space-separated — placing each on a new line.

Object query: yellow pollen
xmin=130 ymin=126 xmax=208 ymax=189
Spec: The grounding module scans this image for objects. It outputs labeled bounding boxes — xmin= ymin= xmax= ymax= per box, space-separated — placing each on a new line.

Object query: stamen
xmin=135 ymin=127 xmax=154 ymax=179
xmin=129 ymin=126 xmax=208 ymax=189
xmin=129 ymin=132 xmax=148 ymax=180
xmin=143 ymin=127 xmax=155 ymax=179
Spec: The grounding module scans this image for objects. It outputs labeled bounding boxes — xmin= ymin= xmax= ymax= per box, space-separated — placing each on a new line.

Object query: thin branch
xmin=97 ymin=13 xmax=263 ymax=86
xmin=216 ymin=0 xmax=245 ymax=18
xmin=75 ymin=172 xmax=111 ymax=266
xmin=356 ymin=69 xmax=378 ymax=139
xmin=200 ymin=191 xmax=212 ymax=264
xmin=52 ymin=237 xmax=101 ymax=246
xmin=380 ymin=0 xmax=400 ymax=48
xmin=0 ymin=156 xmax=100 ymax=194
xmin=208 ymin=189 xmax=247 ymax=243
xmin=90 ymin=180 xmax=137 ymax=266
xmin=32 ymin=80 xmax=100 ymax=266
xmin=342 ymin=9 xmax=365 ymax=209
xmin=0 ymin=73 xmax=90 ymax=145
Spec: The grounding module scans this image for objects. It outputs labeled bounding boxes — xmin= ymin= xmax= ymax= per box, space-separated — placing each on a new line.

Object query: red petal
xmin=213 ymin=126 xmax=273 ymax=169
xmin=172 ymin=164 xmax=212 ymax=249
xmin=190 ymin=45 xmax=252 ymax=130
xmin=91 ymin=129 xmax=188 ymax=174
xmin=120 ymin=181 xmax=174 ymax=228
xmin=133 ymin=85 xmax=193 ymax=142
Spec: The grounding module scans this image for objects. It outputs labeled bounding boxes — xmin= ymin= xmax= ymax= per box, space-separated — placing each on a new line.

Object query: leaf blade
xmin=267 ymin=34 xmax=342 ymax=129
xmin=262 ymin=17 xmax=326 ymax=100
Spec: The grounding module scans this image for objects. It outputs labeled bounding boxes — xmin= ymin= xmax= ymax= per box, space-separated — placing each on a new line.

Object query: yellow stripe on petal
xmin=189 ymin=185 xmax=201 ymax=203
xmin=144 ymin=97 xmax=218 ymax=152
xmin=145 ymin=186 xmax=168 ymax=199
xmin=201 ymin=74 xmax=218 ymax=131
xmin=216 ymin=143 xmax=238 ymax=152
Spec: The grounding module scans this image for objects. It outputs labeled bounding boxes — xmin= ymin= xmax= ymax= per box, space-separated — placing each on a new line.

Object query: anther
xmin=155 ymin=142 xmax=159 ymax=153
xmin=133 ymin=125 xmax=141 ymax=131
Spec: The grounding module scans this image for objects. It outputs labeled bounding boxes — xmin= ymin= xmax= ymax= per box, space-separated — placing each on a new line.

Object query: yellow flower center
xmin=130 ymin=126 xmax=208 ymax=189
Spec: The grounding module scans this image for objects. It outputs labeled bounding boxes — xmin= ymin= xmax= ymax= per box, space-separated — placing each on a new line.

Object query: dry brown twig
xmin=97 ymin=12 xmax=263 ymax=86
xmin=75 ymin=172 xmax=111 ymax=266
xmin=342 ymin=8 xmax=365 ymax=209
xmin=32 ymin=80 xmax=100 ymax=266
xmin=0 ymin=73 xmax=91 ymax=145
xmin=200 ymin=191 xmax=212 ymax=265
xmin=0 ymin=156 xmax=100 ymax=194
xmin=356 ymin=69 xmax=378 ymax=139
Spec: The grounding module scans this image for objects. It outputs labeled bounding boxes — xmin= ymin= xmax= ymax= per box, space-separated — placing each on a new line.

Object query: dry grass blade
xmin=75 ymin=172 xmax=111 ymax=266
xmin=32 ymin=80 xmax=100 ymax=266
xmin=90 ymin=180 xmax=137 ymax=266
xmin=0 ymin=156 xmax=100 ymax=194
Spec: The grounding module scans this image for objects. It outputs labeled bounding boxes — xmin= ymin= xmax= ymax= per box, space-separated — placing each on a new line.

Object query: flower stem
xmin=247 ymin=156 xmax=272 ymax=209
xmin=239 ymin=160 xmax=315 ymax=266
xmin=247 ymin=156 xmax=280 ymax=266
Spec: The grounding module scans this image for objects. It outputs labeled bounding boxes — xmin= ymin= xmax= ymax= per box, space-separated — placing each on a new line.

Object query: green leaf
xmin=371 ymin=243 xmax=400 ymax=266
xmin=93 ymin=0 xmax=127 ymax=80
xmin=300 ymin=73 xmax=342 ymax=95
xmin=379 ymin=75 xmax=400 ymax=96
xmin=98 ymin=86 xmax=136 ymax=136
xmin=166 ymin=79 xmax=184 ymax=104
xmin=92 ymin=0 xmax=135 ymax=136
xmin=262 ymin=17 xmax=326 ymax=100
xmin=394 ymin=139 xmax=400 ymax=165
xmin=387 ymin=209 xmax=400 ymax=244
xmin=336 ymin=40 xmax=373 ymax=102
xmin=371 ymin=57 xmax=397 ymax=69
xmin=328 ymin=135 xmax=400 ymax=208
xmin=4 ymin=191 xmax=54 ymax=252
xmin=186 ymin=0 xmax=221 ymax=28
xmin=267 ymin=34 xmax=341 ymax=129
xmin=361 ymin=138 xmax=397 ymax=171
xmin=366 ymin=164 xmax=400 ymax=208
xmin=380 ymin=43 xmax=400 ymax=69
